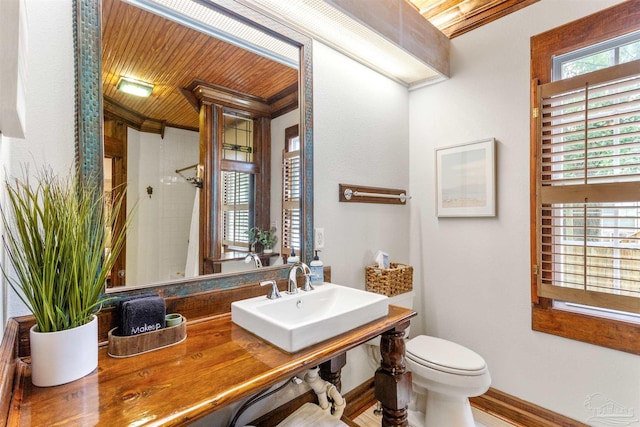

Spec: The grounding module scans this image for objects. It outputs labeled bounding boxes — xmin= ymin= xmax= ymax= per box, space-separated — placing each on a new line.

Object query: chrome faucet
xmin=288 ymin=262 xmax=313 ymax=294
xmin=260 ymin=280 xmax=281 ymax=299
xmin=244 ymin=253 xmax=263 ymax=268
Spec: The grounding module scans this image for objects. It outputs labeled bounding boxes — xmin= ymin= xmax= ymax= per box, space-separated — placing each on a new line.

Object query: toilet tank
xmin=367 ymin=291 xmax=414 ymax=347
xmin=388 ymin=290 xmax=415 ymax=310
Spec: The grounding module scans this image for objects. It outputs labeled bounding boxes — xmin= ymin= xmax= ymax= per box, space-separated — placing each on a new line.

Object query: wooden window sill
xmin=532 ymin=300 xmax=640 ymax=355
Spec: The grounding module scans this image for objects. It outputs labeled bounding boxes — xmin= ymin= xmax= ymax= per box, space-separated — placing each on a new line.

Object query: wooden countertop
xmin=5 ymin=305 xmax=415 ymax=426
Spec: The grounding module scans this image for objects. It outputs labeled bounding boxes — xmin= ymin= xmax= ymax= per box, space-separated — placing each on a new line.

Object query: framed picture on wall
xmin=435 ymin=138 xmax=496 ymax=217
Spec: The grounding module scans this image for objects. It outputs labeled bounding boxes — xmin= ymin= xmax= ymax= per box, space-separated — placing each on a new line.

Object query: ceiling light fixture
xmin=116 ymin=76 xmax=154 ymax=97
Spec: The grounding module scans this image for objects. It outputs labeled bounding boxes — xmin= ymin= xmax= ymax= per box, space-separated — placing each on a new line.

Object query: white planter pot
xmin=263 ymin=248 xmax=273 ymax=254
xmin=29 ymin=314 xmax=98 ymax=387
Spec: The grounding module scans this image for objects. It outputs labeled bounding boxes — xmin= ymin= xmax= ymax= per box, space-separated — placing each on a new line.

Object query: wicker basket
xmin=365 ymin=263 xmax=413 ymax=297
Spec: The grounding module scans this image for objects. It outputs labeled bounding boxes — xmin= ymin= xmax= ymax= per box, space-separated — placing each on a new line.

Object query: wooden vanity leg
xmin=319 ymin=353 xmax=347 ymax=392
xmin=375 ymin=322 xmax=411 ymax=427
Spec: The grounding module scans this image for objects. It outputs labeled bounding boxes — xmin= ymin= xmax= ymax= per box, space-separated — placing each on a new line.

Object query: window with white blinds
xmin=282 ymin=149 xmax=301 ymax=252
xmin=222 ymin=171 xmax=251 ymax=249
xmin=537 ymin=59 xmax=640 ymax=314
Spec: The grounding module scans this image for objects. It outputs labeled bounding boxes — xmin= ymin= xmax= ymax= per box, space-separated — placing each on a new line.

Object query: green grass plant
xmin=1 ymin=168 xmax=129 ymax=332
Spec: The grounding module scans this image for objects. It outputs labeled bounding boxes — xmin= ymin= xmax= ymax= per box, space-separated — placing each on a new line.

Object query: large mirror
xmin=74 ymin=0 xmax=313 ymax=294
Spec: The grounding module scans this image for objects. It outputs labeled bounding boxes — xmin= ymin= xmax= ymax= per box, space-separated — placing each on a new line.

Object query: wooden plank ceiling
xmin=102 ymin=0 xmax=539 ymax=131
xmin=408 ymin=0 xmax=539 ymax=38
xmin=101 ymin=0 xmax=298 ymax=131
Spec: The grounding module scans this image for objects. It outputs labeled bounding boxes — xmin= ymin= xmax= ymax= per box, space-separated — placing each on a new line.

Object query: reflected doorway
xmin=104 ymin=120 xmax=127 ymax=287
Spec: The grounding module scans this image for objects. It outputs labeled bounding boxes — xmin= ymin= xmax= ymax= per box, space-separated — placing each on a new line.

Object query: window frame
xmin=220 ymin=112 xmax=256 ymax=252
xmin=282 ymin=124 xmax=301 ymax=256
xmin=199 ymin=101 xmax=271 ymax=275
xmin=530 ymin=0 xmax=640 ymax=355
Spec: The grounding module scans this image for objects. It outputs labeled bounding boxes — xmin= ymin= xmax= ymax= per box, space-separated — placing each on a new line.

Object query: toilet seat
xmin=406 ymin=335 xmax=487 ymax=376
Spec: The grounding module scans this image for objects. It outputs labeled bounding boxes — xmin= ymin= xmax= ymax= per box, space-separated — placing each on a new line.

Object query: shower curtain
xmin=185 ymin=189 xmax=200 ymax=278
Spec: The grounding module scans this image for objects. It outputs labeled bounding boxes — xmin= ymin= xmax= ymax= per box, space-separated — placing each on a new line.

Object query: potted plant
xmin=246 ymin=227 xmax=259 ymax=253
xmin=257 ymin=226 xmax=278 ymax=253
xmin=0 ymin=168 xmax=129 ymax=387
xmin=247 ymin=226 xmax=278 ymax=253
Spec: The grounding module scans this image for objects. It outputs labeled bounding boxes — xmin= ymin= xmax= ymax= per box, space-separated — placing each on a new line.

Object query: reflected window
xmin=282 ymin=125 xmax=300 ymax=254
xmin=222 ymin=171 xmax=252 ymax=250
xmin=223 ymin=113 xmax=254 ymax=162
xmin=219 ymin=111 xmax=258 ymax=257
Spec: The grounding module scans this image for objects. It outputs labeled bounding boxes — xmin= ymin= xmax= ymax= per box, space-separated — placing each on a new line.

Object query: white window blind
xmin=537 ymin=59 xmax=640 ymax=314
xmin=222 ymin=171 xmax=251 ymax=249
xmin=282 ymin=149 xmax=301 ymax=252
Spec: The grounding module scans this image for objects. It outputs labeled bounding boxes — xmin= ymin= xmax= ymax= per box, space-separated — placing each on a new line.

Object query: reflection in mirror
xmin=99 ymin=0 xmax=308 ymax=288
xmin=73 ymin=0 xmax=313 ymax=295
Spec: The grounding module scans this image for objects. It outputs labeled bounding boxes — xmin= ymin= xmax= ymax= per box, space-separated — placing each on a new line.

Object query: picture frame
xmin=435 ymin=138 xmax=496 ymax=217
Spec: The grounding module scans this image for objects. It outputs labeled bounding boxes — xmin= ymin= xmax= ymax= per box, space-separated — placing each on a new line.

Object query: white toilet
xmin=405 ymin=335 xmax=491 ymax=427
xmin=368 ymin=291 xmax=491 ymax=427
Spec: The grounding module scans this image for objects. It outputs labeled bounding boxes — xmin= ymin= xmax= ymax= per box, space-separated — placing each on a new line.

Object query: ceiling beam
xmin=323 ymin=0 xmax=450 ymax=78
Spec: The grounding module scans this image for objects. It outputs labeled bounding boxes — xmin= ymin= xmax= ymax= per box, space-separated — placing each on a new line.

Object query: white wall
xmin=409 ymin=0 xmax=640 ymax=424
xmin=312 ymin=41 xmax=411 ymax=392
xmin=313 ymin=42 xmax=411 ymax=286
xmin=4 ymin=0 xmax=75 ymax=320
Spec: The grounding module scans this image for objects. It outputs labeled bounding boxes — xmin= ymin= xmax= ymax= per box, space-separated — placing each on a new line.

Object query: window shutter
xmin=537 ymin=59 xmax=640 ymax=314
xmin=282 ymin=150 xmax=301 ymax=252
xmin=222 ymin=171 xmax=251 ymax=249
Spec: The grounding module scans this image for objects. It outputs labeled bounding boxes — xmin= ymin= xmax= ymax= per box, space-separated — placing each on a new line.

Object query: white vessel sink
xmin=231 ymin=282 xmax=389 ymax=352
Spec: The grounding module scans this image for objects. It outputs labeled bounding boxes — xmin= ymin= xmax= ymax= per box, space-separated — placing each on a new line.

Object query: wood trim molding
xmin=254 ymin=117 xmax=271 ymax=234
xmin=342 ymin=378 xmax=376 ymax=420
xmin=532 ymin=304 xmax=640 ymax=355
xmin=530 ymin=0 xmax=640 ymax=353
xmin=190 ymin=80 xmax=272 ymax=117
xmin=268 ymin=83 xmax=298 ymax=118
xmin=103 ymin=135 xmax=124 ymax=158
xmin=103 ymin=96 xmax=172 ymax=136
xmin=470 ymin=387 xmax=589 ymax=427
xmin=324 ymin=0 xmax=450 ymax=77
xmin=444 ymin=0 xmax=539 ymax=39
xmin=530 ymin=0 xmax=640 ymax=85
xmin=0 ymin=319 xmax=19 ymax=424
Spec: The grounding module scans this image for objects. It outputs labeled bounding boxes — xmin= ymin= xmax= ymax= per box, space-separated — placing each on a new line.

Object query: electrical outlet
xmin=314 ymin=227 xmax=325 ymax=249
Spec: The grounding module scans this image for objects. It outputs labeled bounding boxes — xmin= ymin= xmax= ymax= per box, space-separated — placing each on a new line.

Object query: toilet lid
xmin=406 ymin=336 xmax=486 ymax=375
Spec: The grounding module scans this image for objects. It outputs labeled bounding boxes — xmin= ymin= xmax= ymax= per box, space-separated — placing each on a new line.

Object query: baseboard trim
xmin=469 ymin=387 xmax=589 ymax=427
xmin=342 ymin=378 xmax=376 ymax=420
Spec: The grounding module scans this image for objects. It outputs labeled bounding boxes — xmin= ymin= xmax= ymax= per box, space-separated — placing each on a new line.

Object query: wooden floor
xmin=353 ymin=404 xmax=518 ymax=427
